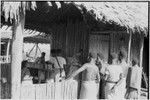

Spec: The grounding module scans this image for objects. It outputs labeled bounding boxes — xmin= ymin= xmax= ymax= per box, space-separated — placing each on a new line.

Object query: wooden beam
xmin=11 ymin=7 xmax=25 ymax=99
xmin=37 ymin=44 xmax=42 ymax=54
xmin=127 ymin=32 xmax=132 ymax=63
xmin=28 ymin=44 xmax=36 ymax=55
xmin=91 ymin=31 xmax=127 ymax=34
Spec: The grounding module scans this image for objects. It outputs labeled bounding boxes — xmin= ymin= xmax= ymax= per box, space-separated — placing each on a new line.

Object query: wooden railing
xmin=20 ymin=80 xmax=78 ymax=100
xmin=0 ymin=55 xmax=11 ymax=64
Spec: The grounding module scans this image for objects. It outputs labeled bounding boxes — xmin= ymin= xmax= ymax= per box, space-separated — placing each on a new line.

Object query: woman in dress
xmin=67 ymin=52 xmax=100 ymax=99
xmin=118 ymin=49 xmax=129 ymax=98
xmin=104 ymin=53 xmax=124 ymax=99
xmin=96 ymin=52 xmax=108 ymax=99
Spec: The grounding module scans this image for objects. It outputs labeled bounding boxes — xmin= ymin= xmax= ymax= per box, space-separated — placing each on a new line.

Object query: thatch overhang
xmin=74 ymin=2 xmax=148 ymax=36
xmin=1 ymin=2 xmax=148 ymax=36
xmin=1 ymin=1 xmax=85 ymax=33
xmin=1 ymin=25 xmax=51 ymax=44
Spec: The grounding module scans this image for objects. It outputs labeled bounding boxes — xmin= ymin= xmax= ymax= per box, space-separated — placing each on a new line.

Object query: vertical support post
xmin=138 ymin=34 xmax=144 ymax=99
xmin=139 ymin=34 xmax=144 ymax=68
xmin=6 ymin=39 xmax=10 ymax=62
xmin=127 ymin=31 xmax=132 ymax=63
xmin=11 ymin=4 xmax=25 ymax=99
xmin=49 ymin=43 xmax=51 ymax=59
xmin=34 ymin=43 xmax=38 ymax=58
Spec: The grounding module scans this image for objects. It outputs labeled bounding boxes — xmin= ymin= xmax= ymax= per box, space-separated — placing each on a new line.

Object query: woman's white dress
xmin=120 ymin=61 xmax=129 ymax=98
xmin=80 ymin=81 xmax=99 ymax=100
xmin=105 ymin=64 xmax=124 ymax=99
xmin=79 ymin=63 xmax=100 ymax=100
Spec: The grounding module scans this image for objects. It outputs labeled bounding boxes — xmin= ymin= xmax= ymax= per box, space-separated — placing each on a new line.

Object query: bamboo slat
xmin=47 ymin=83 xmax=55 ymax=99
xmin=20 ymin=80 xmax=78 ymax=100
xmin=20 ymin=85 xmax=35 ymax=99
xmin=35 ymin=84 xmax=47 ymax=99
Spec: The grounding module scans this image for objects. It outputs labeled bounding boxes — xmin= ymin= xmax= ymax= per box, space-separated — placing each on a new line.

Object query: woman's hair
xmin=110 ymin=53 xmax=118 ymax=60
xmin=97 ymin=52 xmax=104 ymax=60
xmin=41 ymin=52 xmax=46 ymax=56
xmin=132 ymin=57 xmax=139 ymax=66
xmin=87 ymin=52 xmax=97 ymax=62
xmin=118 ymin=49 xmax=127 ymax=61
xmin=109 ymin=53 xmax=118 ymax=64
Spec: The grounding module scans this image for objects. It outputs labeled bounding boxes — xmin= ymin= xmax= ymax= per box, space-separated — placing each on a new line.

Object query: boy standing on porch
xmin=118 ymin=49 xmax=129 ymax=98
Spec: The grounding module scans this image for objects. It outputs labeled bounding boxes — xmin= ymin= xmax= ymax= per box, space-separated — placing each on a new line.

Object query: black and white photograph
xmin=0 ymin=1 xmax=149 ymax=99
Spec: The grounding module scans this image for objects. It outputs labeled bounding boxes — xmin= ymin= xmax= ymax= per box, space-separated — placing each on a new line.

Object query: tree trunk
xmin=11 ymin=8 xmax=25 ymax=99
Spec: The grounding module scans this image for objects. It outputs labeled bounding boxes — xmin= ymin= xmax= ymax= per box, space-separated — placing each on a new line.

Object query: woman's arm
xmin=67 ymin=64 xmax=87 ymax=79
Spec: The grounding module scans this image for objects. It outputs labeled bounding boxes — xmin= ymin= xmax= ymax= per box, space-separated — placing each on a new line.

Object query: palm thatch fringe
xmin=2 ymin=2 xmax=36 ymax=23
xmin=2 ymin=2 xmax=148 ymax=35
xmin=74 ymin=2 xmax=148 ymax=35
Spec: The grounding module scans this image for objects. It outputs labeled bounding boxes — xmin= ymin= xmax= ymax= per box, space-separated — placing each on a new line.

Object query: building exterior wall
xmin=50 ymin=21 xmax=89 ymax=63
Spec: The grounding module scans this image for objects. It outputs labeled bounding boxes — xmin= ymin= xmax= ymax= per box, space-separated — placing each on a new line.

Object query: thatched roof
xmin=1 ymin=2 xmax=148 ymax=36
xmin=74 ymin=2 xmax=148 ymax=35
xmin=1 ymin=2 xmax=36 ymax=23
xmin=1 ymin=25 xmax=51 ymax=44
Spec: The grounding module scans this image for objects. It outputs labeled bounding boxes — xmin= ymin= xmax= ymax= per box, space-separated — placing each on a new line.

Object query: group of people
xmin=21 ymin=48 xmax=142 ymax=99
xmin=66 ymin=49 xmax=142 ymax=100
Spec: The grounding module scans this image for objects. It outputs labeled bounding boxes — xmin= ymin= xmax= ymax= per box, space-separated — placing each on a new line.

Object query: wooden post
xmin=138 ymin=34 xmax=144 ymax=99
xmin=6 ymin=39 xmax=10 ymax=62
xmin=127 ymin=31 xmax=132 ymax=63
xmin=34 ymin=43 xmax=38 ymax=58
xmin=11 ymin=5 xmax=25 ymax=99
xmin=139 ymin=34 xmax=144 ymax=68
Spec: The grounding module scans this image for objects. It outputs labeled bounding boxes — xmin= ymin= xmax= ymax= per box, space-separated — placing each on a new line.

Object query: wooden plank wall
xmin=50 ymin=21 xmax=89 ymax=62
